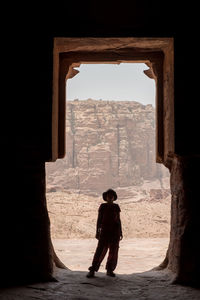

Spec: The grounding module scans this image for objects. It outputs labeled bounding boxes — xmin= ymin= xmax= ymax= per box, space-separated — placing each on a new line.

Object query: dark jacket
xmin=96 ymin=203 xmax=122 ymax=242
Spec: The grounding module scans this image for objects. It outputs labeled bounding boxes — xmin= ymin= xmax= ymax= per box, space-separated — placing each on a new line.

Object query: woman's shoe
xmin=106 ymin=270 xmax=116 ymax=277
xmin=86 ymin=270 xmax=95 ymax=278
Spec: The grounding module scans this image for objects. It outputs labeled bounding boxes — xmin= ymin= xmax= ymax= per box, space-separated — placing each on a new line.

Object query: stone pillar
xmin=162 ymin=155 xmax=200 ymax=286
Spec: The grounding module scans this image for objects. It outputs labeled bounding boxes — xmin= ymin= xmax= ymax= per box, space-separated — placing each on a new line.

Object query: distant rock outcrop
xmin=46 ymin=99 xmax=169 ymax=193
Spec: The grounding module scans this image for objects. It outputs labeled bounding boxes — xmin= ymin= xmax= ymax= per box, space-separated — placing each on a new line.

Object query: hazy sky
xmin=66 ymin=63 xmax=155 ymax=106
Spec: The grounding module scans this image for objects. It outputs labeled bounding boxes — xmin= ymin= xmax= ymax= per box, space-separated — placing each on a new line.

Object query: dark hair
xmin=102 ymin=189 xmax=117 ymax=201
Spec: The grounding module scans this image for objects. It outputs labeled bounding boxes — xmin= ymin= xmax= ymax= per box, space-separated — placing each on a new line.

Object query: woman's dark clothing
xmin=89 ymin=203 xmax=122 ymax=272
xmin=90 ymin=239 xmax=119 ymax=272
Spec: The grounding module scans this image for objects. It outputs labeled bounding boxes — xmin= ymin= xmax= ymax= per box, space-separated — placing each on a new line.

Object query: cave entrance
xmin=47 ymin=38 xmax=174 ymax=273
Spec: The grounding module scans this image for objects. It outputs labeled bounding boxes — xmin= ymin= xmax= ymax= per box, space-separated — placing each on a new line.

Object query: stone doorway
xmin=51 ymin=38 xmax=174 ymax=163
xmin=47 ymin=37 xmax=174 ymax=274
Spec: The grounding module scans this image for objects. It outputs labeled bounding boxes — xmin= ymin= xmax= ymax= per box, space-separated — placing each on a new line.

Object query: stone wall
xmin=8 ymin=1 xmax=200 ymax=287
xmin=2 ymin=158 xmax=53 ymax=285
xmin=161 ymin=155 xmax=200 ymax=286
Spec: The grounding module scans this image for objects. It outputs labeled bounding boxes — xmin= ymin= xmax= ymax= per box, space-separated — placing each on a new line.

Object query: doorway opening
xmin=47 ymin=37 xmax=174 ymax=274
xmin=46 ymin=41 xmax=173 ymax=272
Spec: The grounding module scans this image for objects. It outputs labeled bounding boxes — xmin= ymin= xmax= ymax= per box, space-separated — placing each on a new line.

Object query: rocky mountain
xmin=46 ymin=99 xmax=169 ymax=194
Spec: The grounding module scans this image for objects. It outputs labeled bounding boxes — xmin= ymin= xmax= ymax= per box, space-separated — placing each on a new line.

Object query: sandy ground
xmin=46 ymin=184 xmax=171 ymax=240
xmin=1 ymin=238 xmax=199 ymax=299
xmin=53 ymin=238 xmax=169 ymax=274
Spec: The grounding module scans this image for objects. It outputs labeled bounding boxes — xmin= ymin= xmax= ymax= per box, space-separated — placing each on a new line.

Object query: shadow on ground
xmin=0 ymin=268 xmax=199 ymax=300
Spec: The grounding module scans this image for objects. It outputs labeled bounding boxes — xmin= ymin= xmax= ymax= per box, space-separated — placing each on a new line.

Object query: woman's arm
xmin=117 ymin=205 xmax=123 ymax=240
xmin=96 ymin=205 xmax=103 ymax=239
xmin=119 ymin=216 xmax=123 ymax=240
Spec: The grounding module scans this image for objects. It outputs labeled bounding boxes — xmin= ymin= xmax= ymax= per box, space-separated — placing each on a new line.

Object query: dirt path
xmin=53 ymin=238 xmax=169 ymax=273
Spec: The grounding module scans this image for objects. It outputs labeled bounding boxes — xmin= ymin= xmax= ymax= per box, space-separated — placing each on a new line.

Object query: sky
xmin=66 ymin=63 xmax=155 ymax=106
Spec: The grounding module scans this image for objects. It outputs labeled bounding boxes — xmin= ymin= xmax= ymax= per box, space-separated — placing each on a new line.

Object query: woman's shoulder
xmin=99 ymin=203 xmax=106 ymax=210
xmin=114 ymin=203 xmax=121 ymax=211
xmin=100 ymin=202 xmax=107 ymax=207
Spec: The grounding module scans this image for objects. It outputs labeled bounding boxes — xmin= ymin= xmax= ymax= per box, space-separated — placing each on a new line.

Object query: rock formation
xmin=46 ymin=99 xmax=169 ymax=193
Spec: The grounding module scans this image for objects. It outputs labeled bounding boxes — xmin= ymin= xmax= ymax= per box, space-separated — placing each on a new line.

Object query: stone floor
xmin=0 ymin=268 xmax=199 ymax=300
xmin=0 ymin=239 xmax=199 ymax=299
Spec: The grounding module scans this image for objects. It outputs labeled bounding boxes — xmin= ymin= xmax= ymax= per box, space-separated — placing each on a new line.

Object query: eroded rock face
xmin=164 ymin=155 xmax=200 ymax=286
xmin=46 ymin=99 xmax=169 ymax=192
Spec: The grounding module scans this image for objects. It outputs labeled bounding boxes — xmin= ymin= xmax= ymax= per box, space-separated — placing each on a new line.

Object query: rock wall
xmin=46 ymin=99 xmax=169 ymax=192
xmin=159 ymin=155 xmax=200 ymax=286
xmin=4 ymin=159 xmax=54 ymax=285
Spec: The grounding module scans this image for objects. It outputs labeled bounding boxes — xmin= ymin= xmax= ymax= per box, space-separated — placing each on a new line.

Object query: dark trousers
xmin=89 ymin=238 xmax=119 ymax=272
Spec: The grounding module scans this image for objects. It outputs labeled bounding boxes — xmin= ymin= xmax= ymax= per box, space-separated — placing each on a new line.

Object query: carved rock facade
xmin=46 ymin=99 xmax=168 ymax=193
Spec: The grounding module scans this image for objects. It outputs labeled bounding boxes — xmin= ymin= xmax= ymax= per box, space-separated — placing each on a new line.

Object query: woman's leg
xmin=89 ymin=239 xmax=109 ymax=272
xmin=106 ymin=241 xmax=119 ymax=272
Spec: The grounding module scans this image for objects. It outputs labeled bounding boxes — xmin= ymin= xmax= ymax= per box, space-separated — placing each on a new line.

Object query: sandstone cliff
xmin=46 ymin=99 xmax=169 ymax=193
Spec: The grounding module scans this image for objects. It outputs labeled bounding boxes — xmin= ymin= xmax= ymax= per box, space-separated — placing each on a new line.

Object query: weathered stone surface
xmin=159 ymin=155 xmax=200 ymax=287
xmin=46 ymin=99 xmax=169 ymax=193
xmin=1 ymin=268 xmax=200 ymax=299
